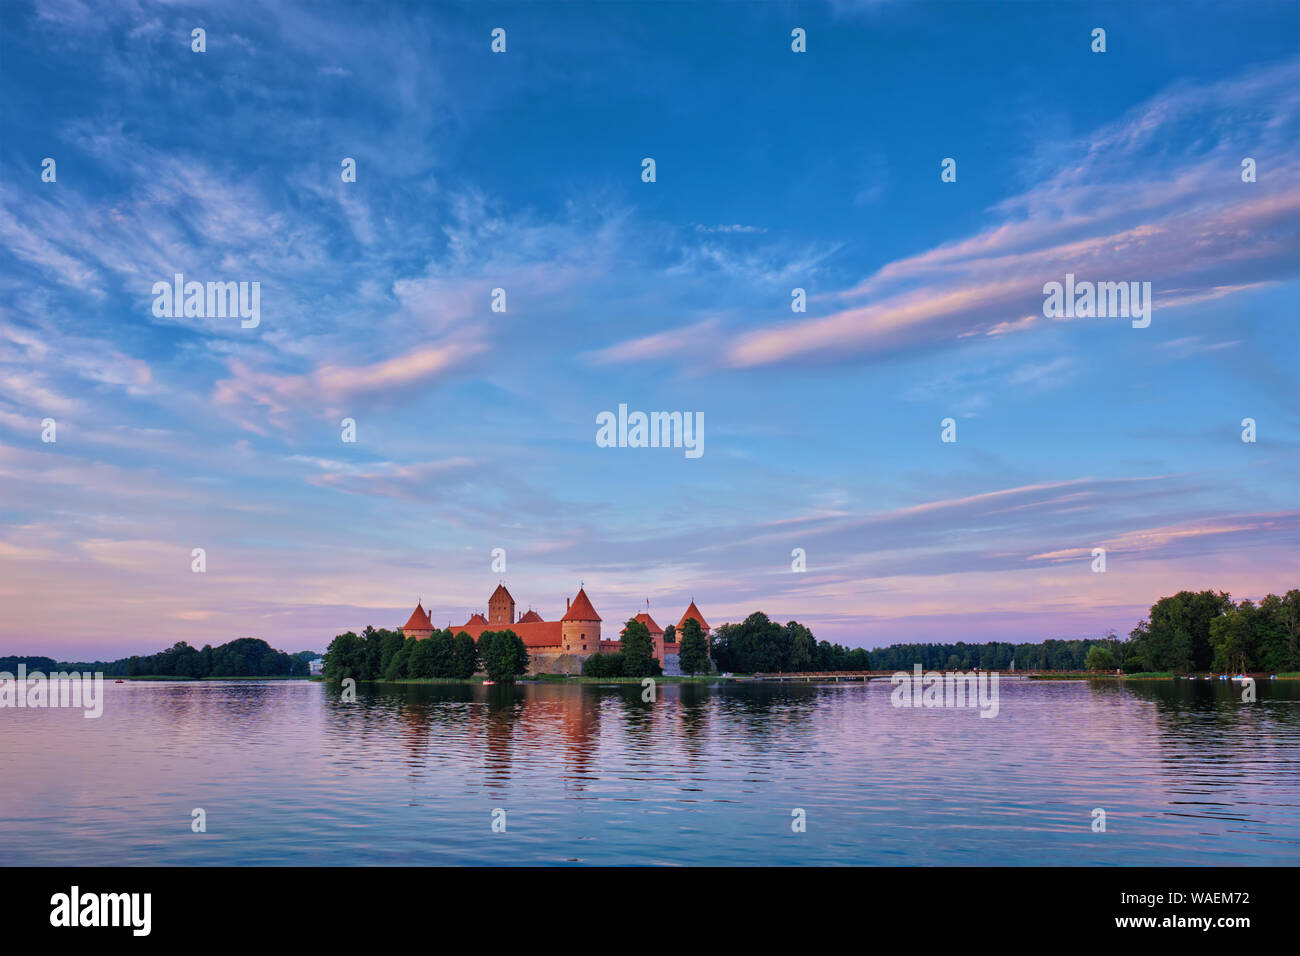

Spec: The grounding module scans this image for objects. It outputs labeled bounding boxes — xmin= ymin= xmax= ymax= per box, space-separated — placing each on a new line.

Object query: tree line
xmin=0 ymin=639 xmax=317 ymax=678
xmin=323 ymin=626 xmax=529 ymax=683
xmin=709 ymin=613 xmax=871 ymax=673
xmin=1117 ymin=589 xmax=1299 ymax=673
xmin=666 ymin=589 xmax=1300 ymax=675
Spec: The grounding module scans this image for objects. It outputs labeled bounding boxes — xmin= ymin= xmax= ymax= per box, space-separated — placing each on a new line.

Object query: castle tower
xmin=488 ymin=584 xmax=515 ymax=626
xmin=677 ymin=601 xmax=710 ymax=657
xmin=401 ymin=601 xmax=434 ymax=639
xmin=560 ymin=587 xmax=601 ymax=654
xmin=634 ymin=612 xmax=665 ymax=664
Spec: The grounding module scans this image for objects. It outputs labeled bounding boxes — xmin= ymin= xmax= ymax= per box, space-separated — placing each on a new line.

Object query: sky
xmin=1 ymin=0 xmax=1297 ymax=660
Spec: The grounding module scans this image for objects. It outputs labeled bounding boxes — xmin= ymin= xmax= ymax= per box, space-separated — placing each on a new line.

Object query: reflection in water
xmin=1101 ymin=679 xmax=1300 ymax=839
xmin=1 ymin=677 xmax=1297 ymax=865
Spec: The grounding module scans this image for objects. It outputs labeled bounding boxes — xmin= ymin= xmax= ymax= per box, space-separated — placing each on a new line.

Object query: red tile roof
xmin=489 ymin=584 xmax=514 ymax=603
xmin=633 ymin=612 xmax=663 ymax=635
xmin=402 ymin=603 xmax=433 ymax=631
xmin=678 ymin=601 xmax=709 ymax=631
xmin=561 ymin=587 xmax=601 ymax=622
xmin=518 ymin=609 xmax=543 ymax=623
xmin=466 ymin=612 xmax=487 ymax=626
xmin=454 ymin=620 xmax=563 ymax=648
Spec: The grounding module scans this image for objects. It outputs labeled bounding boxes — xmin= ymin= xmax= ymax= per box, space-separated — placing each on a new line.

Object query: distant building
xmin=401 ymin=601 xmax=435 ymax=639
xmin=308 ymin=657 xmax=325 ymax=676
xmin=398 ymin=585 xmax=710 ymax=671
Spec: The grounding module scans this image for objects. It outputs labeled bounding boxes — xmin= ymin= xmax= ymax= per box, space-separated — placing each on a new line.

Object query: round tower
xmin=560 ymin=587 xmax=602 ymax=654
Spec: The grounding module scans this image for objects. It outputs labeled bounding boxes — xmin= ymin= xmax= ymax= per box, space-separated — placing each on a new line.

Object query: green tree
xmin=451 ymin=631 xmax=479 ymax=679
xmin=1084 ymin=644 xmax=1115 ymax=671
xmin=1142 ymin=590 xmax=1233 ymax=671
xmin=1210 ymin=600 xmax=1259 ymax=672
xmin=678 ymin=617 xmax=709 ymax=675
xmin=619 ymin=618 xmax=657 ymax=677
xmin=406 ymin=635 xmax=437 ymax=678
xmin=787 ymin=622 xmax=816 ymax=672
xmin=376 ymin=629 xmax=406 ymax=677
xmin=323 ymin=631 xmax=366 ymax=682
xmin=383 ymin=638 xmax=412 ymax=680
xmin=426 ymin=629 xmax=456 ymax=677
xmin=582 ymin=652 xmax=624 ymax=677
xmin=1255 ymin=593 xmax=1299 ymax=672
xmin=480 ymin=629 xmax=529 ymax=683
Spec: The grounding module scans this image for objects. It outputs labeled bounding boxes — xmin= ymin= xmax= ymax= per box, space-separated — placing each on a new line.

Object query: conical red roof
xmin=677 ymin=601 xmax=708 ymax=630
xmin=633 ymin=612 xmax=663 ymax=635
xmin=561 ymin=587 xmax=601 ymax=622
xmin=403 ymin=602 xmax=432 ymax=630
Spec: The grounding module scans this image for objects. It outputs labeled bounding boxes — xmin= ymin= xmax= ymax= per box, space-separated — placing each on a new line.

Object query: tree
xmin=678 ymin=617 xmax=709 ymax=675
xmin=582 ymin=652 xmax=624 ymax=677
xmin=377 ymin=629 xmax=406 ymax=677
xmin=383 ymin=638 xmax=411 ymax=680
xmin=663 ymin=624 xmax=676 ymax=645
xmin=787 ymin=622 xmax=816 ymax=672
xmin=426 ymin=629 xmax=456 ymax=677
xmin=405 ymin=634 xmax=438 ymax=678
xmin=324 ymin=631 xmax=366 ymax=682
xmin=1140 ymin=590 xmax=1233 ymax=671
xmin=361 ymin=625 xmax=384 ymax=680
xmin=619 ymin=618 xmax=657 ymax=677
xmin=1255 ymin=593 xmax=1299 ymax=672
xmin=1210 ymin=600 xmax=1259 ymax=672
xmin=480 ymin=629 xmax=529 ymax=683
xmin=451 ymin=631 xmax=479 ymax=679
xmin=1084 ymin=644 xmax=1115 ymax=671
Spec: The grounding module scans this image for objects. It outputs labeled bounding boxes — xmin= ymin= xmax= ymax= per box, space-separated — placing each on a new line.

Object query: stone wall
xmin=527 ymin=652 xmax=591 ymax=676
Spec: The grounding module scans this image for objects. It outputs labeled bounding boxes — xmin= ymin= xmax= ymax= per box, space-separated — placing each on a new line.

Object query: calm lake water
xmin=2 ymin=678 xmax=1298 ymax=866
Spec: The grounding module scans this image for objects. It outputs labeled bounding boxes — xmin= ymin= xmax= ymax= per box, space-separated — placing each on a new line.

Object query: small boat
xmin=114 ymin=679 xmax=124 ymax=684
xmin=482 ymin=680 xmax=495 ymax=685
xmin=1232 ymin=674 xmax=1250 ymax=682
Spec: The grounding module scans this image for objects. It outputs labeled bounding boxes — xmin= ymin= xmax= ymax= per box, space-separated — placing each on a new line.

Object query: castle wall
xmin=527 ymin=652 xmax=592 ymax=676
xmin=561 ymin=619 xmax=600 ymax=654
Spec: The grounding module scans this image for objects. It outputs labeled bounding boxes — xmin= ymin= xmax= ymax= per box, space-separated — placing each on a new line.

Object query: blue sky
xmin=1 ymin=0 xmax=1297 ymax=659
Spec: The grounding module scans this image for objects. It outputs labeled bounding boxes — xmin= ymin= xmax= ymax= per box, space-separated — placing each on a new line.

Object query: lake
xmin=2 ymin=677 xmax=1298 ymax=865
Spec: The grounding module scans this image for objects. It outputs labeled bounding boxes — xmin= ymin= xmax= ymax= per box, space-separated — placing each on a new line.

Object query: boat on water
xmin=482 ymin=680 xmax=495 ymax=685
xmin=114 ymin=679 xmax=124 ymax=684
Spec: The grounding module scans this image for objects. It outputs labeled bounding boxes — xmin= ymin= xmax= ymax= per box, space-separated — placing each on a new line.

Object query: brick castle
xmin=400 ymin=585 xmax=710 ymax=675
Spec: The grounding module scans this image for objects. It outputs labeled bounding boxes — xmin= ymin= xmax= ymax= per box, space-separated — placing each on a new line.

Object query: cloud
xmin=212 ymin=342 xmax=486 ymax=429
xmin=593 ymin=61 xmax=1300 ymax=370
xmin=582 ymin=320 xmax=721 ymax=366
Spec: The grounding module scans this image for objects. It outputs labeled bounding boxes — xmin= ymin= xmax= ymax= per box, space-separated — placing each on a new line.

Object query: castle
xmin=400 ymin=585 xmax=710 ymax=674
